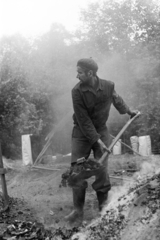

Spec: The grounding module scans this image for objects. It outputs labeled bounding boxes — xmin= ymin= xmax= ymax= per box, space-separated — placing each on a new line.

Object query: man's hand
xmin=128 ymin=109 xmax=139 ymax=118
xmin=97 ymin=139 xmax=110 ymax=153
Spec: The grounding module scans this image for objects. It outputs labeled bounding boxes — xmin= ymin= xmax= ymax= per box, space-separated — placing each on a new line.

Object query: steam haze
xmin=0 ymin=0 xmax=160 ymax=156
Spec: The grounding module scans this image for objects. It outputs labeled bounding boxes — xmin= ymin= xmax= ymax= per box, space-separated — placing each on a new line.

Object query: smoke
xmin=51 ymin=53 xmax=136 ymax=154
xmin=72 ymin=232 xmax=87 ymax=240
xmin=104 ymin=155 xmax=160 ymax=213
xmin=53 ymin=52 xmax=137 ymax=123
xmin=133 ymin=155 xmax=160 ymax=181
xmin=50 ymin=49 xmax=153 ymax=154
xmin=71 ymin=155 xmax=160 ymax=240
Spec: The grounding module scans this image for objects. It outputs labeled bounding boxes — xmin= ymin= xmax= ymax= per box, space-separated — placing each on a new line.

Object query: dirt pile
xmin=2 ymin=219 xmax=80 ymax=240
xmin=1 ymin=155 xmax=160 ymax=240
xmin=72 ymin=169 xmax=160 ymax=240
xmin=0 ymin=195 xmax=80 ymax=240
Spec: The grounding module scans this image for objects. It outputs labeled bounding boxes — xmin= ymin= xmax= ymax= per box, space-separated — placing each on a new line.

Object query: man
xmin=65 ymin=58 xmax=138 ymax=222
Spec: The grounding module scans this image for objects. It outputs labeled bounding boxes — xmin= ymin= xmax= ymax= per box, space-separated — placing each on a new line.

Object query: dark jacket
xmin=72 ymin=77 xmax=130 ymax=145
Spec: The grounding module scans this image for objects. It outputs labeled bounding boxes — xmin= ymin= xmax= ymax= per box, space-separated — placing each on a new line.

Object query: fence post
xmin=0 ymin=143 xmax=9 ymax=208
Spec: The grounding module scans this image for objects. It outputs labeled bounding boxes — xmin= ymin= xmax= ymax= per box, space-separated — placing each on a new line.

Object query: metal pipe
xmin=98 ymin=112 xmax=141 ymax=165
xmin=110 ymin=134 xmax=141 ymax=156
xmin=110 ymin=175 xmax=132 ymax=181
xmin=32 ymin=165 xmax=61 ymax=171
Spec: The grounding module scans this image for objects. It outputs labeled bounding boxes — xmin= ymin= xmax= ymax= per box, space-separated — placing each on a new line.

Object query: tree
xmin=0 ymin=35 xmax=45 ymax=157
xmin=0 ymin=25 xmax=75 ymax=158
xmin=77 ymin=0 xmax=160 ymax=152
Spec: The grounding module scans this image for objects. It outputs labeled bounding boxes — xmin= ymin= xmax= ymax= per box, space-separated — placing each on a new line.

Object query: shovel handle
xmin=98 ymin=111 xmax=141 ymax=165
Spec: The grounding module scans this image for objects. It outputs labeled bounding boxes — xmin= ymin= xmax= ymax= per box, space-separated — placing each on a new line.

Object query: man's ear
xmin=88 ymin=70 xmax=93 ymax=77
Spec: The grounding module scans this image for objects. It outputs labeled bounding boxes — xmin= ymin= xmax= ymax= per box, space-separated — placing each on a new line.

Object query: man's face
xmin=76 ymin=66 xmax=91 ymax=84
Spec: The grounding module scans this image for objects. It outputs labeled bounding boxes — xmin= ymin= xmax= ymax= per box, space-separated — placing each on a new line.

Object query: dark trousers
xmin=71 ymin=125 xmax=111 ymax=193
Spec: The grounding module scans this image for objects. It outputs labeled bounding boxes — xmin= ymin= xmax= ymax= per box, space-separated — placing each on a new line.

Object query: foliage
xmin=0 ymin=34 xmax=56 ymax=158
xmin=0 ymin=0 xmax=160 ymax=158
xmin=77 ymin=0 xmax=160 ymax=152
xmin=0 ymin=25 xmax=75 ymax=158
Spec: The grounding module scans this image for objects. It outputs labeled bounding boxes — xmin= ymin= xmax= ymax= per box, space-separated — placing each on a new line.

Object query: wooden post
xmin=0 ymin=144 xmax=9 ymax=208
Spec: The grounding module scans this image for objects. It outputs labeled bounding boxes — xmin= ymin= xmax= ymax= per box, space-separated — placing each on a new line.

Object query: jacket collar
xmin=80 ymin=76 xmax=103 ymax=92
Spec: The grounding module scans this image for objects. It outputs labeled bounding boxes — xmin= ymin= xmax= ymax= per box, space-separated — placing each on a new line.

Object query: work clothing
xmin=71 ymin=125 xmax=110 ymax=163
xmin=66 ymin=76 xmax=130 ymax=220
xmin=69 ymin=157 xmax=111 ymax=192
xmin=96 ymin=191 xmax=108 ymax=211
xmin=65 ymin=186 xmax=86 ymax=222
xmin=72 ymin=77 xmax=130 ymax=147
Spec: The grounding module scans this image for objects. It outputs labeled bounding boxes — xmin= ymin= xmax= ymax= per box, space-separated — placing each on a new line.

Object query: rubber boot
xmin=96 ymin=191 xmax=108 ymax=211
xmin=65 ymin=187 xmax=86 ymax=222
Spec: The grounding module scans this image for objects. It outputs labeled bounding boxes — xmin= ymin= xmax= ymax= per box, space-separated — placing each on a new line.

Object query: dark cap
xmin=77 ymin=58 xmax=98 ymax=73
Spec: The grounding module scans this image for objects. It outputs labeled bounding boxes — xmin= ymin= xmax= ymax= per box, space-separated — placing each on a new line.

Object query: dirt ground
xmin=1 ymin=153 xmax=160 ymax=239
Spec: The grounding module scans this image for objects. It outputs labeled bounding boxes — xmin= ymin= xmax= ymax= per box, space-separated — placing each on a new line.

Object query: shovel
xmin=98 ymin=111 xmax=141 ymax=166
xmin=69 ymin=112 xmax=141 ymax=181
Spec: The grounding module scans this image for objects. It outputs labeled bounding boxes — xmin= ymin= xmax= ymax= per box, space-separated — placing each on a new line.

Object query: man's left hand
xmin=128 ymin=109 xmax=139 ymax=118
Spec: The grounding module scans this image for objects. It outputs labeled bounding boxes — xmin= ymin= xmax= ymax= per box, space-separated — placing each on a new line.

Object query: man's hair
xmin=84 ymin=68 xmax=97 ymax=76
xmin=77 ymin=58 xmax=98 ymax=76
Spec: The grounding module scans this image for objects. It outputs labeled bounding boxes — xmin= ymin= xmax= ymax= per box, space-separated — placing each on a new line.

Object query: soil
xmin=1 ymin=154 xmax=160 ymax=239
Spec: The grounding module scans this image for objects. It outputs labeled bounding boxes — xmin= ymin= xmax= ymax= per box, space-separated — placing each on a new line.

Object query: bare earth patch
xmin=1 ymin=154 xmax=160 ymax=239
